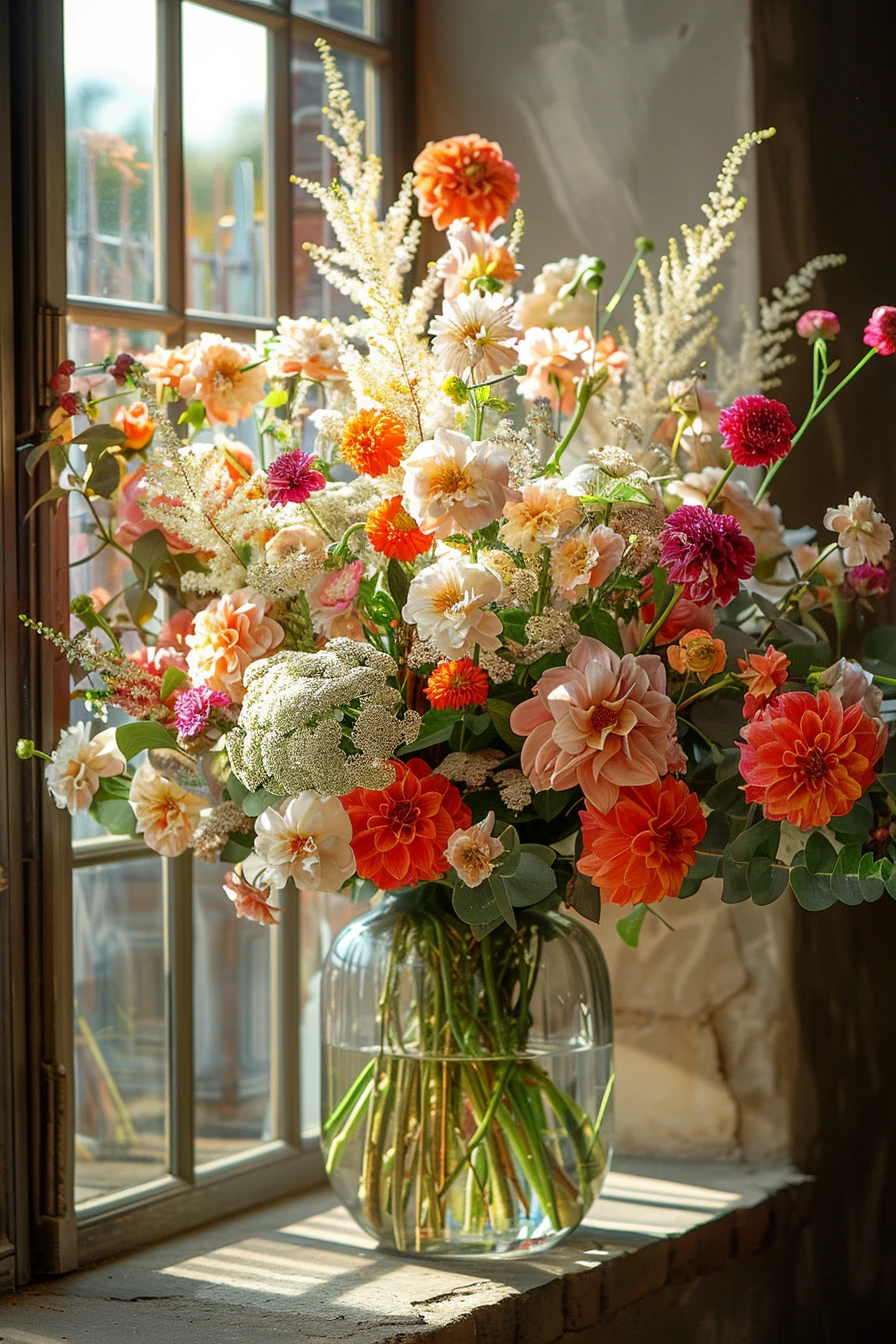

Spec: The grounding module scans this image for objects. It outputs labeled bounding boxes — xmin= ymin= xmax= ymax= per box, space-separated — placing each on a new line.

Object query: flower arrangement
xmin=18 ymin=44 xmax=896 ymax=1252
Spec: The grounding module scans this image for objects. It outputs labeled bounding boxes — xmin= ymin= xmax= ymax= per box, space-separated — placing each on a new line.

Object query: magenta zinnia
xmin=864 ymin=305 xmax=896 ymax=357
xmin=718 ymin=395 xmax=796 ymax=468
xmin=660 ymin=504 xmax=756 ymax=607
xmin=265 ymin=449 xmax=326 ymax=506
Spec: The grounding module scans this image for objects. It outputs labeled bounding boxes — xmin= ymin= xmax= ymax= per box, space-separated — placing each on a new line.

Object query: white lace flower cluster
xmin=226 ymin=639 xmax=421 ymax=797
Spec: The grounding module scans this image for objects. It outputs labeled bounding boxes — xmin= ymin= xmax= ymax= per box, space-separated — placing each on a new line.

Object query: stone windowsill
xmin=1 ymin=1158 xmax=812 ymax=1343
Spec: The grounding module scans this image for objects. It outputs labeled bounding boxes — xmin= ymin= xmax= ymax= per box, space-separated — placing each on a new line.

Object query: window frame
xmin=6 ymin=0 xmax=413 ymax=1281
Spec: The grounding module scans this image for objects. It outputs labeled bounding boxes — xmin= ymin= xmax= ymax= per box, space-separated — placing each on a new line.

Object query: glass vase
xmin=320 ymin=889 xmax=614 ymax=1257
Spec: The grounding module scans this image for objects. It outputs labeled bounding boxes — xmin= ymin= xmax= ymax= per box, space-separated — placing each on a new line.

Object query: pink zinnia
xmin=796 ymin=310 xmax=840 ymax=341
xmin=174 ymin=685 xmax=231 ymax=738
xmin=660 ymin=504 xmax=756 ymax=607
xmin=864 ymin=306 xmax=896 ymax=357
xmin=265 ymin=449 xmax=326 ymax=506
xmin=718 ymin=395 xmax=796 ymax=469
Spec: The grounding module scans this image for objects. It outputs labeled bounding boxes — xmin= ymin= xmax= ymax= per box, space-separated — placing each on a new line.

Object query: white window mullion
xmin=164 ymin=852 xmax=195 ymax=1183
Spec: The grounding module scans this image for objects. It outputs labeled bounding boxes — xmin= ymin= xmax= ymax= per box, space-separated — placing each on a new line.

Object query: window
xmin=56 ymin=0 xmax=405 ymax=1265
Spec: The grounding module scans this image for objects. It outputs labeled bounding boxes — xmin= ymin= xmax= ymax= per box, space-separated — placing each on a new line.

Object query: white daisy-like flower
xmin=44 ymin=723 xmax=126 ymax=815
xmin=402 ymin=552 xmax=504 ymax=658
xmin=429 ymin=291 xmax=521 ymax=385
xmin=253 ymin=793 xmax=356 ymax=892
xmin=823 ymin=493 xmax=893 ymax=567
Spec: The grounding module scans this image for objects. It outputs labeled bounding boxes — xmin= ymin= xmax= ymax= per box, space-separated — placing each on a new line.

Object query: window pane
xmin=74 ymin=856 xmax=167 ymax=1205
xmin=299 ymin=889 xmax=368 ymax=1140
xmin=193 ymin=861 xmax=273 ymax=1166
xmin=292 ymin=40 xmax=378 ymax=318
xmin=291 ymin=0 xmax=379 ymax=36
xmin=64 ymin=0 xmax=157 ymax=303
xmin=183 ymin=3 xmax=269 ymax=319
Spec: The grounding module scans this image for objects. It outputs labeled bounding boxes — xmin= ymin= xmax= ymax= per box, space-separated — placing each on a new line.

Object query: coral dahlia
xmin=424 ymin=658 xmax=489 ymax=710
xmin=718 ymin=395 xmax=796 ymax=468
xmin=365 ymin=496 xmax=432 ymax=560
xmin=738 ymin=689 xmax=887 ymax=830
xmin=339 ymin=408 xmax=407 ymax=477
xmin=342 ymin=757 xmax=471 ymax=890
xmin=577 ymin=777 xmax=707 ymax=905
xmin=413 ymin=133 xmax=519 ymax=232
xmin=660 ymin=504 xmax=756 ymax=607
xmin=735 ymin=645 xmax=790 ymax=718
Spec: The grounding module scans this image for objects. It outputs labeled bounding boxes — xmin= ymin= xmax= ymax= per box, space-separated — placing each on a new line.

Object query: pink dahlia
xmin=796 ymin=310 xmax=840 ymax=341
xmin=265 ymin=449 xmax=326 ymax=506
xmin=864 ymin=306 xmax=896 ymax=356
xmin=509 ymin=636 xmax=677 ymax=814
xmin=844 ymin=562 xmax=890 ymax=597
xmin=718 ymin=395 xmax=796 ymax=469
xmin=174 ymin=685 xmax=231 ymax=738
xmin=660 ymin=504 xmax=756 ymax=607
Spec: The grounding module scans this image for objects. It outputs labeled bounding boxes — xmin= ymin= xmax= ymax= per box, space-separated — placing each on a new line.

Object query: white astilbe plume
xmin=292 ymin=40 xmax=442 ymax=448
xmin=717 ymin=253 xmax=847 ymax=399
xmin=614 ymin=128 xmax=777 ymax=428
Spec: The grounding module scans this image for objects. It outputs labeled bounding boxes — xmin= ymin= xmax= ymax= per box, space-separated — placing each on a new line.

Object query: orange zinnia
xmin=342 ymin=758 xmax=471 ymax=890
xmin=735 ymin=645 xmax=790 ymax=717
xmin=412 ymin=134 xmax=519 ymax=232
xmin=339 ymin=408 xmax=406 ymax=477
xmin=365 ymin=496 xmax=432 ymax=560
xmin=424 ymin=659 xmax=489 ymax=711
xmin=577 ymin=777 xmax=707 ymax=906
xmin=113 ymin=400 xmax=155 ymax=450
xmin=738 ymin=689 xmax=886 ymax=831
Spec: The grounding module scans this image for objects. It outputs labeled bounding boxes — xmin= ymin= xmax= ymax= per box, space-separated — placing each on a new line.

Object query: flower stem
xmin=705 ymin=460 xmax=736 ymax=506
xmin=542 ymin=380 xmax=594 ymax=477
xmin=635 ymin=584 xmax=685 ymax=655
xmin=597 ymin=238 xmax=653 ymax=337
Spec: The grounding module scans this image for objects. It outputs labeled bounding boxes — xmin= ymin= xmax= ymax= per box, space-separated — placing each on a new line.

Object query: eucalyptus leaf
xmin=452 ymin=880 xmax=501 ymax=927
xmin=730 ymin=818 xmax=780 ymax=863
xmin=386 ymin=558 xmax=410 ymax=611
xmin=616 ymin=903 xmax=647 ymax=947
xmin=241 ymin=788 xmax=285 ymax=818
xmin=804 ymin=831 xmax=838 ymax=875
xmin=90 ymin=797 xmax=138 ymax=836
xmin=790 ymin=865 xmax=837 ymax=910
xmin=488 ymin=875 xmax=518 ymax=929
xmin=565 ymin=871 xmax=601 ymax=923
xmin=504 ymin=853 xmax=557 ymax=908
xmin=747 ymin=857 xmax=789 ymax=905
xmin=721 ymin=851 xmax=751 ymax=904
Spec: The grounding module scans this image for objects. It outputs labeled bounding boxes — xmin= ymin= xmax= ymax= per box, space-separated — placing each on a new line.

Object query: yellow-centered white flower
xmin=402 ymin=553 xmax=504 ymax=659
xmin=429 ymin=291 xmax=520 ymax=385
xmin=44 ymin=723 xmax=126 ymax=815
xmin=254 ymin=792 xmax=356 ymax=892
xmin=402 ymin=429 xmax=520 ymax=539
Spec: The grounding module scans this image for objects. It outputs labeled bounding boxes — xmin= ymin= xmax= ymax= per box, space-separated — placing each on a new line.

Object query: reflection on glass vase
xmin=320 ymin=890 xmax=614 ymax=1257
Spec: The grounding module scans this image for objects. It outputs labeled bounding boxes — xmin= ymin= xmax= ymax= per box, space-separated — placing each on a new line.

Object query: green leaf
xmin=519 ymin=842 xmax=557 ymax=867
xmin=616 ymin=903 xmax=647 ymax=947
xmin=178 ymin=399 xmax=208 ymax=430
xmin=877 ymin=738 xmax=896 ymax=799
xmin=503 ymin=852 xmax=557 ymax=908
xmin=486 ymin=697 xmax=525 ymax=751
xmin=827 ymin=794 xmax=873 ymax=837
xmin=804 ymin=831 xmax=838 ymax=875
xmin=747 ymin=857 xmax=789 ymax=905
xmin=24 ymin=437 xmax=55 ymax=476
xmin=220 ymin=833 xmax=255 ymax=863
xmin=864 ymin=627 xmax=896 ymax=664
xmin=386 ymin=558 xmax=410 ymax=611
xmin=488 ymin=874 xmax=518 ymax=928
xmin=712 ymin=624 xmax=761 ymax=670
xmin=704 ymin=774 xmax=745 ymax=813
xmin=89 ymin=797 xmax=138 ymax=836
xmin=24 ymin=484 xmax=69 ymax=521
xmin=498 ymin=607 xmax=529 ymax=642
xmin=471 ymin=916 xmax=504 ymax=941
xmin=696 ymin=810 xmax=731 ymax=857
xmin=241 ymin=788 xmax=284 ymax=818
xmin=565 ymin=871 xmax=601 ymax=923
xmin=159 ymin=666 xmax=189 ymax=702
xmin=398 ymin=707 xmax=460 ymax=753
xmin=131 ymin=528 xmax=171 ymax=584
xmin=578 ymin=606 xmax=624 ymax=655
xmin=677 ymin=876 xmax=704 ymax=899
xmin=483 ymin=396 xmax=515 ymax=413
xmin=751 ymin=592 xmax=816 ymax=644
xmin=83 ymin=444 xmax=121 ymax=498
xmin=690 ymin=697 xmax=746 ymax=748
xmin=452 ymin=879 xmax=500 ymax=927
xmin=116 ymin=721 xmax=179 ymax=759
xmin=731 ymin=818 xmax=780 ymax=862
xmin=262 ymin=388 xmax=288 ymax=408
xmin=70 ymin=423 xmax=127 ymax=449
xmin=780 ymin=641 xmax=831 ymax=680
xmin=492 ymin=825 xmax=521 ymax=877
xmin=533 ymin=787 xmax=576 ymax=822
xmin=651 ymin=566 xmax=673 ymax=617
xmin=124 ymin=583 xmax=157 ymax=628
xmin=721 ymin=850 xmax=751 ymax=903
xmin=789 ymin=864 xmax=837 ymax=910
xmin=858 ymin=850 xmax=885 ymax=902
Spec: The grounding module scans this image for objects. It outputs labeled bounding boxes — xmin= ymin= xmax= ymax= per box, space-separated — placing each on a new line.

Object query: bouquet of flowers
xmin=19 ymin=44 xmax=896 ymax=1252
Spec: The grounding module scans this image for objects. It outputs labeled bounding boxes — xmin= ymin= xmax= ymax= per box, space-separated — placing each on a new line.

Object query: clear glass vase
xmin=320 ymin=890 xmax=614 ymax=1257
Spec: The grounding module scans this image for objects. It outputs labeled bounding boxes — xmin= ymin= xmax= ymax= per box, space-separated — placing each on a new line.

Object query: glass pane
xmin=292 ymin=41 xmax=378 ymax=317
xmin=183 ymin=2 xmax=269 ymax=318
xmin=292 ymin=0 xmax=379 ymax=36
xmin=64 ymin=0 xmax=157 ymax=303
xmin=193 ymin=860 xmax=273 ymax=1166
xmin=74 ymin=856 xmax=167 ymax=1205
xmin=299 ymin=889 xmax=368 ymax=1140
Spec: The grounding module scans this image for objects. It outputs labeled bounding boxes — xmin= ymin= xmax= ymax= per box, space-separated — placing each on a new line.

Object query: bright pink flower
xmin=174 ymin=685 xmax=231 ymax=738
xmin=660 ymin=504 xmax=756 ymax=607
xmin=864 ymin=306 xmax=896 ymax=356
xmin=509 ymin=636 xmax=677 ymax=813
xmin=718 ymin=395 xmax=796 ymax=468
xmin=265 ymin=449 xmax=327 ymax=506
xmin=844 ymin=562 xmax=890 ymax=597
xmin=796 ymin=310 xmax=840 ymax=341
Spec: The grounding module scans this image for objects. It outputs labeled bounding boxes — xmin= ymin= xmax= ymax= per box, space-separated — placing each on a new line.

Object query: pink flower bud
xmin=796 ymin=309 xmax=840 ymax=341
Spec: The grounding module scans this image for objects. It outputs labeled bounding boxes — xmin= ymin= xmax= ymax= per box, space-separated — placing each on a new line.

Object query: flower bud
xmin=441 ymin=376 xmax=469 ymax=405
xmin=16 ymin=739 xmax=36 ymax=760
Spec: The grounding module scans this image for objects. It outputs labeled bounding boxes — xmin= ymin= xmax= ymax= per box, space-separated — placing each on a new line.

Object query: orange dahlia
xmin=577 ymin=777 xmax=707 ymax=906
xmin=339 ymin=408 xmax=406 ymax=477
xmin=342 ymin=758 xmax=471 ymax=890
xmin=738 ymin=689 xmax=886 ymax=830
xmin=412 ymin=134 xmax=519 ymax=232
xmin=424 ymin=659 xmax=489 ymax=710
xmin=365 ymin=496 xmax=432 ymax=560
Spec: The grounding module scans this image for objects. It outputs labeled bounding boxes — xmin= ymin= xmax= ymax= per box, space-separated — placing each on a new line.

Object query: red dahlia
xmin=659 ymin=504 xmax=756 ymax=607
xmin=718 ymin=395 xmax=796 ymax=468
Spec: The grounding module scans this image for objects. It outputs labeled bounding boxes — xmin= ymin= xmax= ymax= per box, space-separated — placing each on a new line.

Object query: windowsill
xmin=3 ymin=1158 xmax=812 ymax=1341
